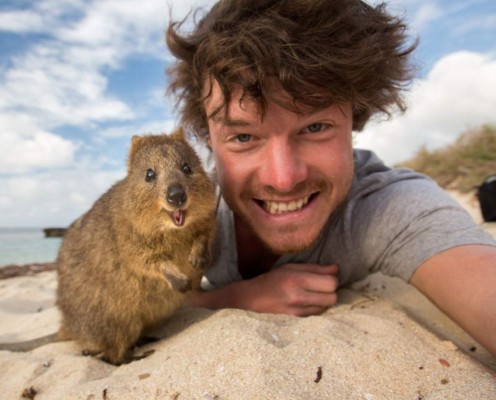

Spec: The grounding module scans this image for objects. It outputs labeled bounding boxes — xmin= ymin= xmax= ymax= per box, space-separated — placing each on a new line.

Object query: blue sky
xmin=0 ymin=0 xmax=495 ymax=228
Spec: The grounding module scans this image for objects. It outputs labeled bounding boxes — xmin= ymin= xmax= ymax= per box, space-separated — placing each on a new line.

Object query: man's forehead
xmin=202 ymin=77 xmax=342 ymax=125
xmin=203 ymin=79 xmax=261 ymax=123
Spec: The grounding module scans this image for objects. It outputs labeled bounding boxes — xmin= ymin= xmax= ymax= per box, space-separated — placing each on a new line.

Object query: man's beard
xmin=247 ymin=218 xmax=321 ymax=254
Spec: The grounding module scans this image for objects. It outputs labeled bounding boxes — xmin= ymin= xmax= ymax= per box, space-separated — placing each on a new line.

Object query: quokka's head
xmin=125 ymin=128 xmax=215 ymax=231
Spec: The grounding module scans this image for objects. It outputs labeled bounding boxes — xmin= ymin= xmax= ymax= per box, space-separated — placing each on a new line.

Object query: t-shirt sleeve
xmin=347 ymin=177 xmax=496 ymax=282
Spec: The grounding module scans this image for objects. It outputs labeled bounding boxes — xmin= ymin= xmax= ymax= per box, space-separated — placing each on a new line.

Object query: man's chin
xmin=257 ymin=230 xmax=319 ymax=255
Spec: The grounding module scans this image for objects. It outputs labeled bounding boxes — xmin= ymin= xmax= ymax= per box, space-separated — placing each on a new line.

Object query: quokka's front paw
xmin=189 ymin=248 xmax=211 ymax=270
xmin=189 ymin=236 xmax=211 ymax=270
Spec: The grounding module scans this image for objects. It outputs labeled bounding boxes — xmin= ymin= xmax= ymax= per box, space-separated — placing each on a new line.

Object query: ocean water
xmin=0 ymin=228 xmax=62 ymax=267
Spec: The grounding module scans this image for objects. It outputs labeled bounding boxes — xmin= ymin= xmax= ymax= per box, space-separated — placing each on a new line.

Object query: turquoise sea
xmin=0 ymin=228 xmax=62 ymax=267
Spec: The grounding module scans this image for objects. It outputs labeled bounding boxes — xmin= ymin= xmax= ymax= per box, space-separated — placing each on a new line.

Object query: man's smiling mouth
xmin=256 ymin=193 xmax=318 ymax=215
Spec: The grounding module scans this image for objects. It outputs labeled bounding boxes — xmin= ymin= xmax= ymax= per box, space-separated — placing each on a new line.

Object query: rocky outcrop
xmin=43 ymin=228 xmax=67 ymax=238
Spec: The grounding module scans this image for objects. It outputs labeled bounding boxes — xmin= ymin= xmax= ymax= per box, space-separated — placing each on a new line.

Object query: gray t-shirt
xmin=203 ymin=149 xmax=496 ymax=289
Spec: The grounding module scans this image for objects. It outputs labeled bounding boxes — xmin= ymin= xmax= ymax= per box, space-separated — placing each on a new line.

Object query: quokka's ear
xmin=130 ymin=135 xmax=143 ymax=149
xmin=128 ymin=135 xmax=143 ymax=172
xmin=170 ymin=127 xmax=186 ymax=141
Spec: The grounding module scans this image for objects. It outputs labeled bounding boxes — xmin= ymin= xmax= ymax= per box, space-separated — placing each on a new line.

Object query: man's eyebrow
xmin=210 ymin=115 xmax=253 ymax=127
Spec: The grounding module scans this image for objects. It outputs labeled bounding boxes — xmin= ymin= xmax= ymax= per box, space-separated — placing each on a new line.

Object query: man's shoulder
xmin=351 ymin=148 xmax=433 ymax=198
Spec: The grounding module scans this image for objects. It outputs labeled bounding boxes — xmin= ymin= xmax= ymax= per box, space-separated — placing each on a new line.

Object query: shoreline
xmin=0 ymin=262 xmax=56 ymax=280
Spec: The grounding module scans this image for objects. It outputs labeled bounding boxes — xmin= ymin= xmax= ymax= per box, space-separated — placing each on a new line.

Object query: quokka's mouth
xmin=167 ymin=209 xmax=186 ymax=227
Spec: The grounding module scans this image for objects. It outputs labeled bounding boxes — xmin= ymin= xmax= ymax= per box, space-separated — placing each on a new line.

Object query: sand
xmin=0 ymin=191 xmax=494 ymax=399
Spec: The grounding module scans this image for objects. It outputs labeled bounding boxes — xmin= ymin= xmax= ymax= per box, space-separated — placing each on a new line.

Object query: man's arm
xmin=187 ymin=264 xmax=339 ymax=316
xmin=409 ymin=244 xmax=496 ymax=356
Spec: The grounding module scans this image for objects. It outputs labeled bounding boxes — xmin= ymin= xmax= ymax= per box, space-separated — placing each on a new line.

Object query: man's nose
xmin=258 ymin=138 xmax=308 ymax=192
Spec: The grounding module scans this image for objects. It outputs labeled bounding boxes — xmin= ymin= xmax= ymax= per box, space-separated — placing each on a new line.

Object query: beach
xmin=0 ymin=191 xmax=495 ymax=399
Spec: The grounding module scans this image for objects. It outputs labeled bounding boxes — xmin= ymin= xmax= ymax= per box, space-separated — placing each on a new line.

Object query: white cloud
xmin=377 ymin=0 xmax=490 ymax=36
xmin=0 ymin=0 xmax=85 ymax=34
xmin=456 ymin=14 xmax=496 ymax=35
xmin=0 ymin=131 xmax=77 ymax=174
xmin=0 ymin=168 xmax=125 ymax=228
xmin=98 ymin=118 xmax=177 ymax=138
xmin=0 ymin=0 xmax=217 ymax=131
xmin=0 ymin=10 xmax=46 ymax=33
xmin=167 ymin=0 xmax=217 ymax=20
xmin=355 ymin=51 xmax=496 ymax=165
xmin=54 ymin=0 xmax=208 ymax=57
xmin=0 ymin=0 xmax=187 ymax=132
xmin=0 ymin=114 xmax=77 ymax=173
xmin=413 ymin=3 xmax=443 ymax=29
xmin=0 ymin=40 xmax=134 ymax=127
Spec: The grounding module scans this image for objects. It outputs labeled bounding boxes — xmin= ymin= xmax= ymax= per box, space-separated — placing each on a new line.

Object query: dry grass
xmin=397 ymin=124 xmax=496 ymax=193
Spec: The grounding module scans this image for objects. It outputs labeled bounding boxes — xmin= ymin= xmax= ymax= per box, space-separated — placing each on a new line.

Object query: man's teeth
xmin=264 ymin=196 xmax=310 ymax=215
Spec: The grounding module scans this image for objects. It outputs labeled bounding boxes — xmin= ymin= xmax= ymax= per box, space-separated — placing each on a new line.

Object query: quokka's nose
xmin=166 ymin=183 xmax=187 ymax=207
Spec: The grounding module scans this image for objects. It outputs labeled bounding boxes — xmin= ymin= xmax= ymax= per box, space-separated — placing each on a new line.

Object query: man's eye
xmin=306 ymin=123 xmax=324 ymax=133
xmin=235 ymin=134 xmax=252 ymax=143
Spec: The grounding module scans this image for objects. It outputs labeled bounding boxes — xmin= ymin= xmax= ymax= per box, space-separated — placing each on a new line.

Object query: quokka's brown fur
xmin=56 ymin=128 xmax=216 ymax=365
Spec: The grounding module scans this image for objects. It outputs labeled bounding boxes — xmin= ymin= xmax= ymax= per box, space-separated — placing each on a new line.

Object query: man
xmin=166 ymin=0 xmax=496 ymax=355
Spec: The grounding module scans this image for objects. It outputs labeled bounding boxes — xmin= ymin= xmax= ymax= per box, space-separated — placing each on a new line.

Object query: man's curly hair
xmin=166 ymin=0 xmax=417 ymax=138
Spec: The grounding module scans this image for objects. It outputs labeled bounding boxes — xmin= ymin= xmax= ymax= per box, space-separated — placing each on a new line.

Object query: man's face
xmin=205 ymin=81 xmax=354 ymax=254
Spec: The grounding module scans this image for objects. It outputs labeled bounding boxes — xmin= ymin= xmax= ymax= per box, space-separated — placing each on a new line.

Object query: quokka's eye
xmin=182 ymin=163 xmax=192 ymax=175
xmin=145 ymin=168 xmax=156 ymax=182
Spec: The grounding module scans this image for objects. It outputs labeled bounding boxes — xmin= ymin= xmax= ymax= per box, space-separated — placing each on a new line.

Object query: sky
xmin=0 ymin=0 xmax=495 ymax=228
